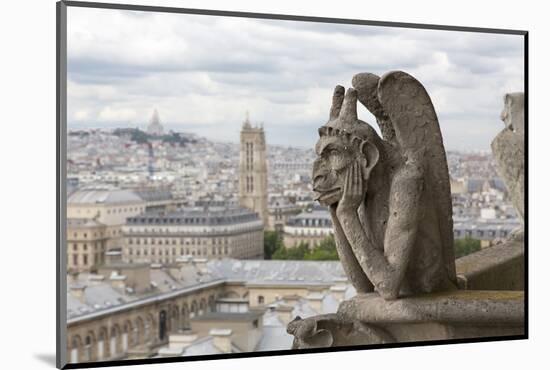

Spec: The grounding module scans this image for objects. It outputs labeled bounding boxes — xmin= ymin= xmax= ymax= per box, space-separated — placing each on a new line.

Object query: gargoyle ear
xmin=360 ymin=140 xmax=379 ymax=180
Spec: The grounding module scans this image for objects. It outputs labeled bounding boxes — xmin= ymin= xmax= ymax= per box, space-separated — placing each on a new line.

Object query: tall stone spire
xmin=239 ymin=113 xmax=268 ymax=228
xmin=243 ymin=111 xmax=252 ymax=129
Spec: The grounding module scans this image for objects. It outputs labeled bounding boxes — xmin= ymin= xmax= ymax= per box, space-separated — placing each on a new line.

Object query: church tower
xmin=239 ymin=112 xmax=268 ymax=226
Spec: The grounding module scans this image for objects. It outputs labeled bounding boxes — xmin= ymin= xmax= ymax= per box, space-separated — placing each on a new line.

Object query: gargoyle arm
xmin=329 ymin=206 xmax=375 ymax=294
xmin=337 ymin=161 xmax=423 ymax=300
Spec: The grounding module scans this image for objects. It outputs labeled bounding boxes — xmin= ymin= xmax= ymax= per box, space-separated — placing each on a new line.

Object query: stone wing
xmin=377 ymin=70 xmax=457 ymax=285
xmin=352 ymin=72 xmax=396 ymax=143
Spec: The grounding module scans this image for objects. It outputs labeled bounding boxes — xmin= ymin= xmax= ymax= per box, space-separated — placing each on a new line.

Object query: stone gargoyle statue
xmin=491 ymin=92 xmax=524 ymax=234
xmin=287 ymin=71 xmax=458 ymax=348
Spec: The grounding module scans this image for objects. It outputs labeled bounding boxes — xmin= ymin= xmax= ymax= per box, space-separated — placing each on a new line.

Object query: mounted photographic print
xmin=56 ymin=1 xmax=527 ymax=368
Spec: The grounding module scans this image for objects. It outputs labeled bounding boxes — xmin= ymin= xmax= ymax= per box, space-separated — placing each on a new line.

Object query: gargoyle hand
xmin=336 ymin=159 xmax=365 ymax=216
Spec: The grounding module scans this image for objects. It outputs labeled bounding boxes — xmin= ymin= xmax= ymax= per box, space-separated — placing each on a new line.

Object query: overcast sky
xmin=67 ymin=7 xmax=524 ymax=151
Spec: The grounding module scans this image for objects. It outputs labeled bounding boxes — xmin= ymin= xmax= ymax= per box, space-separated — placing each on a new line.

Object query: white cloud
xmin=66 ymin=7 xmax=524 ymax=150
xmin=98 ymin=106 xmax=138 ymax=122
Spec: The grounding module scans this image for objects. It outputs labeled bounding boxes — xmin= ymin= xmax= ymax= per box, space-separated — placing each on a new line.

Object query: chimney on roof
xmin=176 ymin=255 xmax=192 ymax=266
xmin=305 ymin=292 xmax=325 ymax=314
xmin=274 ymin=304 xmax=294 ymax=325
xmin=282 ymin=294 xmax=301 ymax=306
xmin=210 ymin=329 xmax=232 ymax=353
xmin=105 ymin=250 xmax=122 ymax=265
xmin=109 ymin=271 xmax=127 ymax=291
xmin=332 ymin=276 xmax=348 ymax=288
xmin=193 ymin=258 xmax=208 ymax=274
xmin=67 ymin=270 xmax=79 ymax=285
xmin=168 ymin=330 xmax=198 ymax=350
xmin=70 ymin=284 xmax=87 ymax=302
xmin=158 ymin=331 xmax=198 ymax=358
xmin=330 ymin=285 xmax=347 ymax=303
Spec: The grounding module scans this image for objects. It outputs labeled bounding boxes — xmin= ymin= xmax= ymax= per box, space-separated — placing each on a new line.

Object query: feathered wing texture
xmin=377 ymin=71 xmax=457 ymax=285
xmin=352 ymin=73 xmax=396 ymax=143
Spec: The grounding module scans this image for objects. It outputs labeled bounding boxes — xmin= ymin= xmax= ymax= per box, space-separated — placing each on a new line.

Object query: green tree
xmin=287 ymin=242 xmax=310 ymax=259
xmin=271 ymin=246 xmax=288 ymax=260
xmin=305 ymin=235 xmax=339 ymax=260
xmin=271 ymin=241 xmax=309 ymax=260
xmin=264 ymin=230 xmax=283 ymax=260
xmin=454 ymin=237 xmax=481 ymax=258
xmin=270 ymin=236 xmax=339 ymax=261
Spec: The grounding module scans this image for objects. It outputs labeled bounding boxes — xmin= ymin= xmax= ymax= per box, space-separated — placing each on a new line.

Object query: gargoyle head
xmin=500 ymin=92 xmax=524 ymax=134
xmin=312 ymin=86 xmax=380 ymax=206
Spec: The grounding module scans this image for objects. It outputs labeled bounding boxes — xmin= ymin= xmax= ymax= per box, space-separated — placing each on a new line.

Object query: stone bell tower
xmin=239 ymin=112 xmax=268 ymax=226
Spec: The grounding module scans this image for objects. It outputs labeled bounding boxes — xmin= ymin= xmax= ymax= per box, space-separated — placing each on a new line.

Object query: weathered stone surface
xmin=491 ymin=92 xmax=525 ymax=225
xmin=338 ymin=291 xmax=524 ymax=325
xmin=456 ymin=240 xmax=524 ymax=290
xmin=289 ymin=72 xmax=525 ymax=350
xmin=287 ymin=314 xmax=393 ymax=349
xmin=311 ymin=71 xmax=456 ymax=300
xmin=288 ymin=290 xmax=523 ymax=348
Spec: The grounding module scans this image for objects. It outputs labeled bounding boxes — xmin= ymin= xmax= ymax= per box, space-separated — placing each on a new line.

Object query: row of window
xmin=128 ymin=214 xmax=257 ymax=226
xmin=70 ymin=229 xmax=122 ymax=239
xmin=106 ymin=206 xmax=144 ymax=215
xmin=72 ymin=242 xmax=105 ymax=251
xmin=74 ymin=206 xmax=144 ymax=216
xmin=127 ymin=237 xmax=230 ymax=246
xmin=127 ymin=246 xmax=230 ymax=257
xmin=290 ymin=218 xmax=332 ymax=227
xmin=454 ymin=229 xmax=510 ymax=239
xmin=287 ymin=228 xmax=333 ymax=237
xmin=70 ymin=253 xmax=104 ymax=267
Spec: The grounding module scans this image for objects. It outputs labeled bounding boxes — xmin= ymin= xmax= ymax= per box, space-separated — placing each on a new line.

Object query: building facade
xmin=67 ymin=218 xmax=109 ymax=273
xmin=453 ymin=219 xmax=521 ymax=247
xmin=239 ymin=114 xmax=268 ymax=226
xmin=122 ymin=206 xmax=264 ymax=263
xmin=283 ymin=208 xmax=333 ymax=248
xmin=267 ymin=197 xmax=302 ymax=233
xmin=67 ymin=189 xmax=147 ymax=250
xmin=66 ymin=259 xmax=351 ymax=364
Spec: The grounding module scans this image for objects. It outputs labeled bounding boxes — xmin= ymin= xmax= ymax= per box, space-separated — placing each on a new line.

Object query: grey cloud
xmin=66 ymin=7 xmax=524 ymax=151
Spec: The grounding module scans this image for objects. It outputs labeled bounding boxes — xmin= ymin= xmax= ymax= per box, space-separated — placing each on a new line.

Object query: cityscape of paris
xmin=64 ymin=5 xmax=524 ymax=365
xmin=65 ymin=110 xmax=521 ymax=363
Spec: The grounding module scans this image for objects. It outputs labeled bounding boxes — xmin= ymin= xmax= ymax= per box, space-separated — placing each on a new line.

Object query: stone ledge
xmin=287 ymin=290 xmax=525 ymax=348
xmin=455 ymin=240 xmax=524 ymax=290
xmin=338 ymin=290 xmax=524 ymax=326
xmin=287 ymin=289 xmax=524 ymax=348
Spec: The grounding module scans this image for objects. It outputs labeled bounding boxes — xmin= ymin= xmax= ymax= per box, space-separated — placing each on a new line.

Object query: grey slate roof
xmin=67 ymin=218 xmax=106 ymax=228
xmin=255 ymin=325 xmax=294 ymax=351
xmin=67 ymin=259 xmax=348 ymax=321
xmin=68 ymin=189 xmax=143 ymax=204
xmin=127 ymin=206 xmax=261 ymax=226
xmin=206 ymin=259 xmax=346 ymax=286
xmin=180 ymin=336 xmax=242 ymax=356
xmin=191 ymin=311 xmax=264 ymax=322
xmin=67 ymin=264 xmax=223 ymax=320
xmin=133 ymin=188 xmax=173 ymax=202
xmin=286 ymin=208 xmax=332 ymax=227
